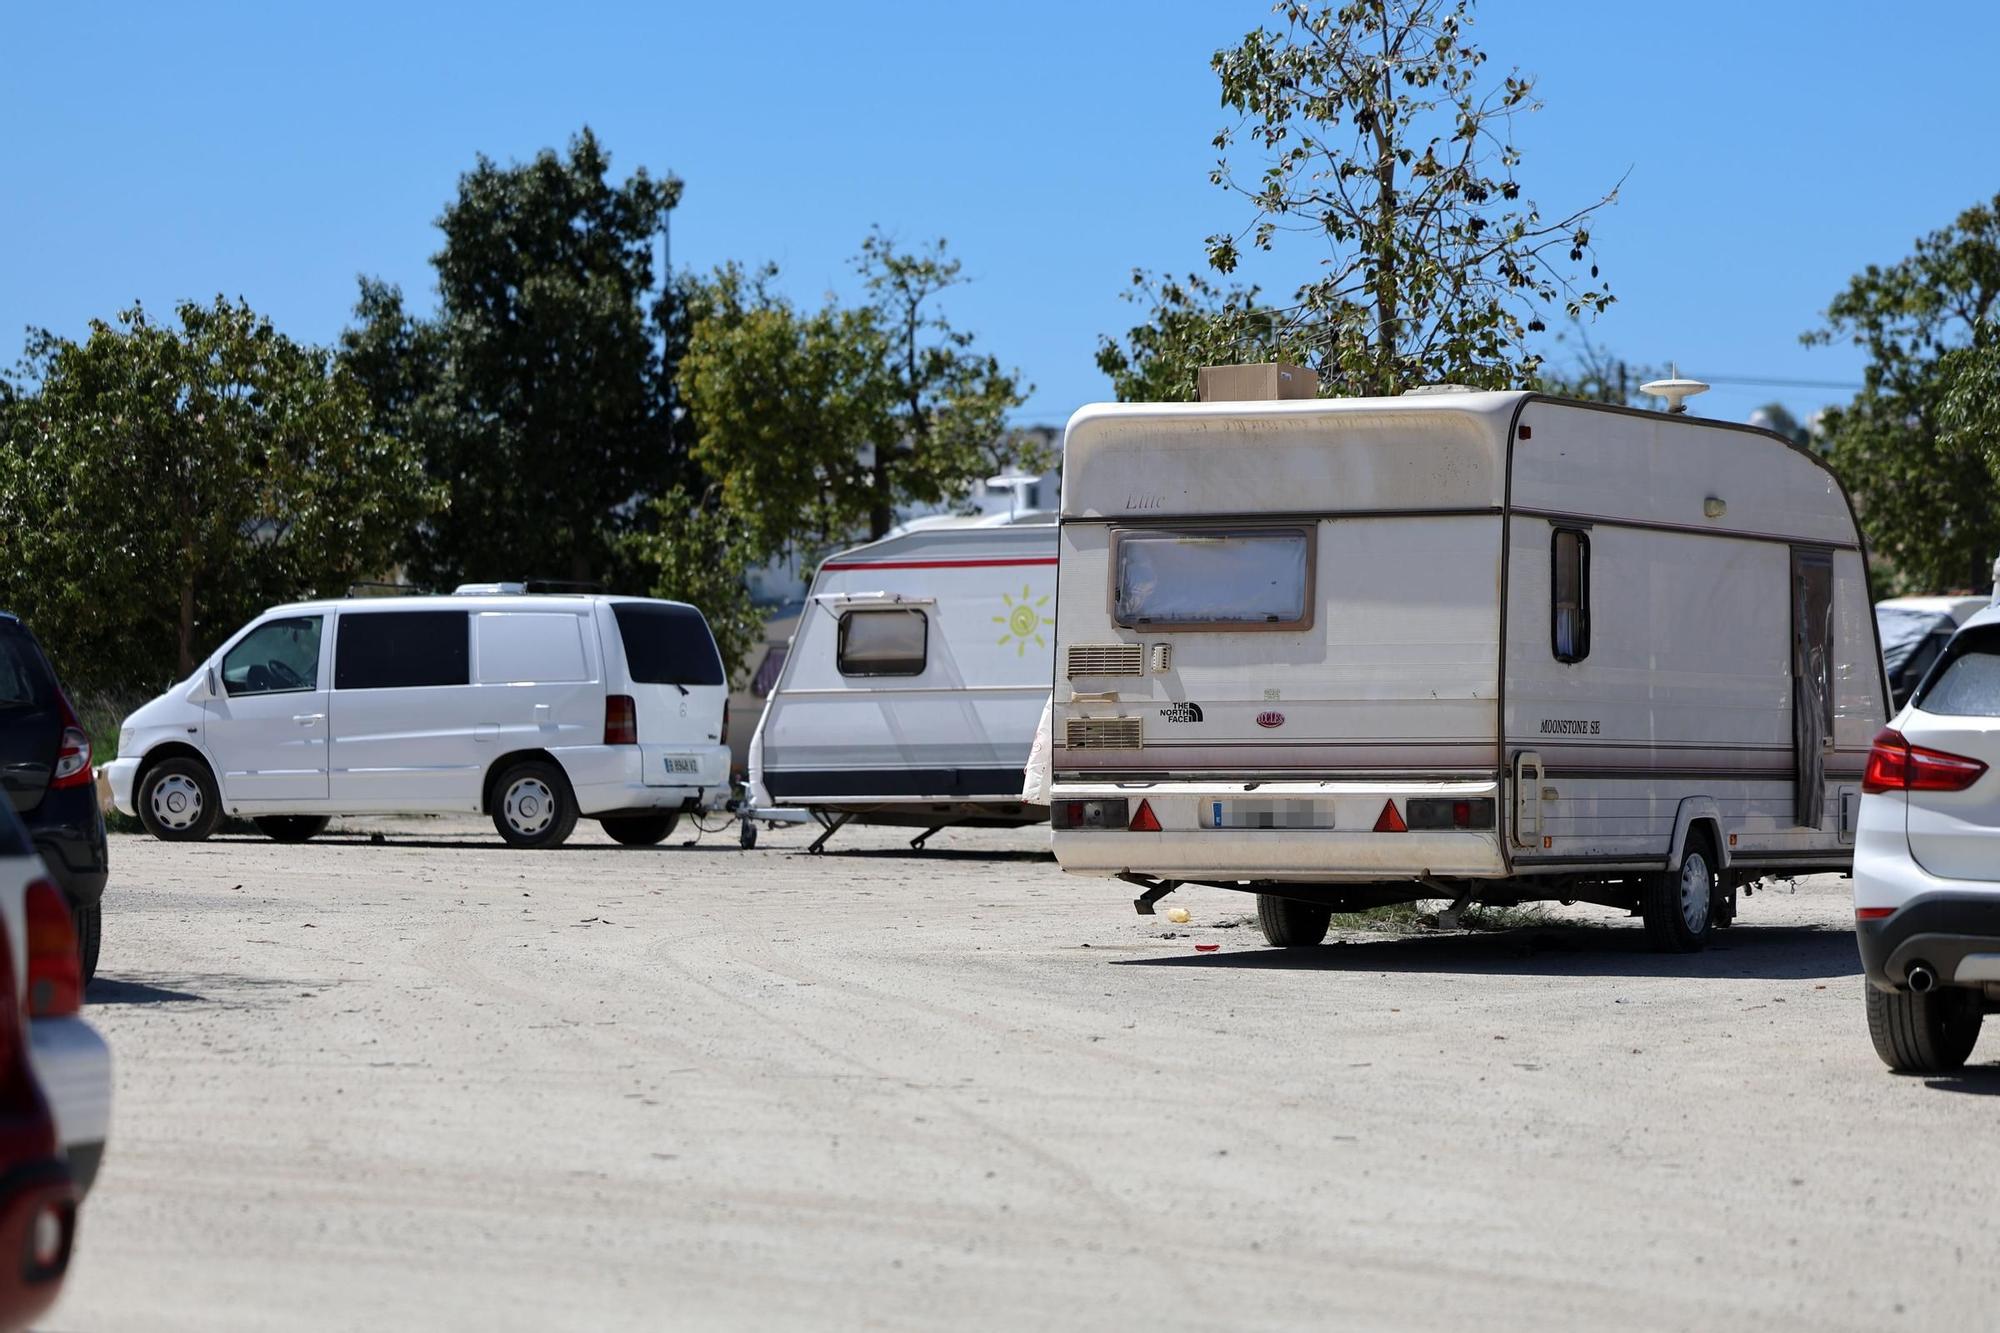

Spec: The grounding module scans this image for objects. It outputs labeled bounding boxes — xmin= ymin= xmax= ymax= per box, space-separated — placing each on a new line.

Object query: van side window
xmin=335 ymin=611 xmax=470 ymax=690
xmin=837 ymin=610 xmax=927 ymax=676
xmin=1551 ymin=529 xmax=1589 ymax=663
xmin=222 ymin=616 xmax=323 ymax=696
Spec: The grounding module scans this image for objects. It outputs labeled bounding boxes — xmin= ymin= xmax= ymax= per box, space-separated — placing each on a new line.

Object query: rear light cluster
xmin=1051 ymin=798 xmax=1130 ymax=830
xmin=603 ymin=695 xmax=637 ymax=746
xmin=1405 ymin=798 xmax=1496 ymax=831
xmin=50 ymin=691 xmax=91 ymax=791
xmin=1861 ymin=727 xmax=1988 ymax=794
xmin=1053 ymin=797 xmax=1498 ymax=833
xmin=22 ymin=881 xmax=79 ymax=1019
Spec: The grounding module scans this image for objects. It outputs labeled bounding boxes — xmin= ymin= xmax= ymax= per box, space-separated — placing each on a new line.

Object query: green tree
xmin=0 ymin=298 xmax=433 ymax=687
xmin=1186 ymin=0 xmax=1617 ymax=395
xmin=1095 ymin=270 xmax=1318 ymax=402
xmin=1807 ymin=194 xmax=2000 ymax=593
xmin=682 ymin=232 xmax=1028 ymax=550
xmin=621 ymin=486 xmax=765 ymax=678
xmin=342 ymin=127 xmax=686 ymax=589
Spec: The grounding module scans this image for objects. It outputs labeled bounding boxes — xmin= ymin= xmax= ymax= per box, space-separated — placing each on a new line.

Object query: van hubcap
xmin=151 ymin=774 xmax=204 ymax=830
xmin=503 ymin=777 xmax=555 ymax=836
xmin=1680 ymin=852 xmax=1712 ymax=933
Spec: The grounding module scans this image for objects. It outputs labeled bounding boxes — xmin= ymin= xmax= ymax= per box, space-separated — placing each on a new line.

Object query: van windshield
xmin=612 ymin=603 xmax=725 ymax=686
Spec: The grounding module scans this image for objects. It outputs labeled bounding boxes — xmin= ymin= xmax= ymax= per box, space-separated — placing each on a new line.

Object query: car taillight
xmin=604 ymin=695 xmax=637 ymax=746
xmin=1862 ymin=727 xmax=1988 ymax=794
xmin=50 ymin=691 xmax=91 ymax=790
xmin=23 ymin=880 xmax=79 ymax=1019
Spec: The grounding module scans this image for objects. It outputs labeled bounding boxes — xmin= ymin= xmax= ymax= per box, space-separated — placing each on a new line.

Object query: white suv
xmin=104 ymin=590 xmax=732 ymax=849
xmin=1854 ymin=603 xmax=2000 ymax=1072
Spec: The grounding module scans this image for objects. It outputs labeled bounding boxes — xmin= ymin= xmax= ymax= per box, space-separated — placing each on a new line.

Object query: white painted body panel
xmin=749 ymin=523 xmax=1055 ymax=821
xmin=1051 ymin=392 xmax=1887 ymax=889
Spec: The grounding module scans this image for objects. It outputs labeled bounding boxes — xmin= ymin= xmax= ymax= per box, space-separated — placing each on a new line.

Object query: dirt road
xmin=47 ymin=818 xmax=1999 ymax=1330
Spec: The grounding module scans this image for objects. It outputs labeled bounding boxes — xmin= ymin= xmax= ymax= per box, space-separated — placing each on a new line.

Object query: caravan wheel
xmin=1256 ymin=894 xmax=1332 ymax=948
xmin=1642 ymin=831 xmax=1717 ymax=952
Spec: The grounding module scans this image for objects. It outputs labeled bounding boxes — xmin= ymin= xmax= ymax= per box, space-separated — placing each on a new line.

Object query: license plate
xmin=659 ymin=756 xmax=701 ymax=775
xmin=1204 ymin=799 xmax=1330 ymax=830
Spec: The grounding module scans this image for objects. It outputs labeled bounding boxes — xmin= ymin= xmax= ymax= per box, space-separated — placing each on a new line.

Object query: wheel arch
xmin=1666 ymin=797 xmax=1729 ymax=872
xmin=481 ymin=749 xmax=565 ymax=813
xmin=133 ymin=740 xmax=216 ymax=795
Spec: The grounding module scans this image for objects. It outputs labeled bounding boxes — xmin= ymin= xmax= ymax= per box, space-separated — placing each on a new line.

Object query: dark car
xmin=0 ymin=615 xmax=105 ymax=982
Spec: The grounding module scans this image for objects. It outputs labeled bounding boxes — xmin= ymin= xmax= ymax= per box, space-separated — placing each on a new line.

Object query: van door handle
xmin=533 ymin=704 xmax=552 ymax=725
xmin=293 ymin=713 xmax=325 ymax=727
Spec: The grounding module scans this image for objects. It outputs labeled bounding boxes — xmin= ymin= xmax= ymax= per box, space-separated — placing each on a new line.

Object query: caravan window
xmin=837 ymin=609 xmax=927 ymax=676
xmin=1551 ymin=529 xmax=1590 ymax=663
xmin=1112 ymin=529 xmax=1313 ymax=631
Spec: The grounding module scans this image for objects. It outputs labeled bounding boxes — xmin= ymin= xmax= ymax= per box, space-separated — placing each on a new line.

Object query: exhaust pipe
xmin=1906 ymin=963 xmax=1938 ymax=994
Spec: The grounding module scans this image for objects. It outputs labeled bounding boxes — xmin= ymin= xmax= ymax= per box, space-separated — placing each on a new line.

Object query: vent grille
xmin=1150 ymin=643 xmax=1172 ymax=673
xmin=1066 ymin=716 xmax=1143 ymax=750
xmin=1066 ymin=643 xmax=1144 ymax=679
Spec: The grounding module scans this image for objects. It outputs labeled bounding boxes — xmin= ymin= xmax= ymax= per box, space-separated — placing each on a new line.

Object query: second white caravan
xmin=747 ymin=518 xmax=1055 ymax=850
xmin=1049 ymin=388 xmax=1889 ymax=951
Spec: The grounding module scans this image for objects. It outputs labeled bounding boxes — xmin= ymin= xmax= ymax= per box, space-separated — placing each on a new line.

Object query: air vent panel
xmin=1066 ymin=643 xmax=1144 ymax=679
xmin=1065 ymin=716 xmax=1143 ymax=750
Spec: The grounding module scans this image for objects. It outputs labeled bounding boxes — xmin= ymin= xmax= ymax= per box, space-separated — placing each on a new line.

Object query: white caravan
xmin=105 ymin=589 xmax=731 ymax=849
xmin=747 ymin=518 xmax=1055 ymax=851
xmin=1049 ymin=389 xmax=1889 ymax=951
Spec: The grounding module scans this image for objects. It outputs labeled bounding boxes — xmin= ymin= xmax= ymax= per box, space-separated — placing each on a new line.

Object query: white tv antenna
xmin=1641 ymin=363 xmax=1710 ymax=415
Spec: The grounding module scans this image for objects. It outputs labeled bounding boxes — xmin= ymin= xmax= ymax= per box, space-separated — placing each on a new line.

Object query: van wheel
xmin=254 ymin=816 xmax=330 ymax=844
xmin=491 ymin=762 xmax=579 ymax=848
xmin=1866 ymin=980 xmax=1983 ymax=1073
xmin=138 ymin=757 xmax=221 ymax=842
xmin=1256 ymin=893 xmax=1332 ymax=947
xmin=1642 ymin=830 xmax=1717 ymax=952
xmin=600 ymin=814 xmax=678 ymax=846
xmin=74 ymin=902 xmax=100 ymax=985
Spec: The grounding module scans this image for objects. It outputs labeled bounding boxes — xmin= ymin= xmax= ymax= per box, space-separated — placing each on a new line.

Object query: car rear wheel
xmin=73 ymin=901 xmax=100 ymax=985
xmin=491 ymin=761 xmax=579 ymax=849
xmin=137 ymin=757 xmax=221 ymax=842
xmin=1865 ymin=980 xmax=1983 ymax=1073
xmin=1256 ymin=893 xmax=1332 ymax=947
xmin=599 ymin=814 xmax=678 ymax=846
xmin=253 ymin=816 xmax=330 ymax=844
xmin=1643 ymin=831 xmax=1717 ymax=952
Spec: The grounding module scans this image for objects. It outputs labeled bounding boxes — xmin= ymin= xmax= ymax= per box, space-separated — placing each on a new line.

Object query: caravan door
xmin=1790 ymin=549 xmax=1834 ymax=827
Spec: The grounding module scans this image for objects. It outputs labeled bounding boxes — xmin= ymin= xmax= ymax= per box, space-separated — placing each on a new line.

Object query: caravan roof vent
xmin=1401 ymin=383 xmax=1480 ymax=396
xmin=453 ymin=582 xmax=527 ymax=596
xmin=1640 ymin=364 xmax=1710 ymax=415
xmin=1196 ymin=363 xmax=1318 ymax=402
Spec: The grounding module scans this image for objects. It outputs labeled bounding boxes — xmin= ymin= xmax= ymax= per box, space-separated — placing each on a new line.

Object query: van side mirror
xmin=195 ymin=666 xmax=219 ymax=701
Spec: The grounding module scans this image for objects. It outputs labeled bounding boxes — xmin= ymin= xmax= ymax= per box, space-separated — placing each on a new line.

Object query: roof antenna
xmin=1641 ymin=363 xmax=1710 ymax=415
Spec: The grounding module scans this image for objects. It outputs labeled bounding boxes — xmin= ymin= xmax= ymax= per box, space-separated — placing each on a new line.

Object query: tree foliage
xmin=342 ymin=127 xmax=686 ymax=590
xmin=0 ymin=299 xmax=433 ymax=687
xmin=1109 ymin=0 xmax=1615 ymax=400
xmin=1807 ymin=194 xmax=2000 ymax=593
xmin=682 ymin=231 xmax=1028 ymax=550
xmin=1095 ymin=270 xmax=1319 ymax=402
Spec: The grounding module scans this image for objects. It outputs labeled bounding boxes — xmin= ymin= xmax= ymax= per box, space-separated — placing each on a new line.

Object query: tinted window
xmin=837 ymin=610 xmax=928 ymax=676
xmin=612 ymin=603 xmax=725 ymax=686
xmin=1113 ymin=530 xmax=1312 ymax=629
xmin=1916 ymin=629 xmax=2000 ymax=718
xmin=0 ymin=629 xmax=52 ymax=709
xmin=1552 ymin=528 xmax=1590 ymax=663
xmin=335 ymin=611 xmax=469 ymax=690
xmin=223 ymin=616 xmax=323 ymax=696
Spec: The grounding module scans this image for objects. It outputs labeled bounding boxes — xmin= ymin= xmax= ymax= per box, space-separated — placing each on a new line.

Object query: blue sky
xmin=5 ymin=1 xmax=1997 ymax=428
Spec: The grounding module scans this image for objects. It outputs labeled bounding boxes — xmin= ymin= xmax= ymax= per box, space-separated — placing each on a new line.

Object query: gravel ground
xmin=44 ymin=816 xmax=2000 ymax=1332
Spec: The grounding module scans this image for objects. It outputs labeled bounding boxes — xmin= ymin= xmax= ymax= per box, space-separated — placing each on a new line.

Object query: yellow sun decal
xmin=994 ymin=585 xmax=1050 ymax=656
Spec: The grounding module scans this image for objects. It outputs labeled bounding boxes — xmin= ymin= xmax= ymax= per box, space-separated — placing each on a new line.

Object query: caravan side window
xmin=837 ymin=609 xmax=927 ymax=676
xmin=1551 ymin=528 xmax=1590 ymax=663
xmin=1112 ymin=528 xmax=1313 ymax=631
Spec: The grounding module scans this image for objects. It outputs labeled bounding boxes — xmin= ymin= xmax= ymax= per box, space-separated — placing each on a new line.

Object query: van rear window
xmin=612 ymin=603 xmax=725 ymax=687
xmin=1915 ymin=628 xmax=2000 ymax=718
xmin=1113 ymin=529 xmax=1312 ymax=630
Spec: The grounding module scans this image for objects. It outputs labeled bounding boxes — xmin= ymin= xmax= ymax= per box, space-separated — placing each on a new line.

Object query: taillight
xmin=23 ymin=880 xmax=79 ymax=1019
xmin=604 ymin=695 xmax=637 ymax=746
xmin=1856 ymin=907 xmax=1897 ymax=921
xmin=50 ymin=692 xmax=90 ymax=790
xmin=1862 ymin=727 xmax=1988 ymax=794
xmin=1406 ymin=797 xmax=1496 ymax=830
xmin=1051 ymin=799 xmax=1130 ymax=830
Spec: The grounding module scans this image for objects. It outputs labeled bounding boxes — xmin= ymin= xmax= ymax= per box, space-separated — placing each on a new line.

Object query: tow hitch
xmin=1118 ymin=872 xmax=1182 ymax=916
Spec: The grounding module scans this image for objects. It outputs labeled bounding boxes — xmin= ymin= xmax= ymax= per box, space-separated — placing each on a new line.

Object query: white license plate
xmin=659 ymin=756 xmax=702 ymax=775
xmin=1203 ymin=799 xmax=1330 ymax=830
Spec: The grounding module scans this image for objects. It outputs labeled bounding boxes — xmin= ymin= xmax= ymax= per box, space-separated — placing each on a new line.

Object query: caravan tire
xmin=1256 ymin=894 xmax=1332 ymax=948
xmin=491 ymin=761 xmax=580 ymax=849
xmin=254 ymin=816 xmax=330 ymax=844
xmin=1642 ymin=830 xmax=1717 ymax=952
xmin=1865 ymin=980 xmax=1983 ymax=1073
xmin=600 ymin=814 xmax=678 ymax=846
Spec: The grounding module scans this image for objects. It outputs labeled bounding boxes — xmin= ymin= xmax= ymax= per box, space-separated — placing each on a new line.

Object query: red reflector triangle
xmin=1129 ymin=799 xmax=1162 ymax=832
xmin=1373 ymin=799 xmax=1407 ymax=833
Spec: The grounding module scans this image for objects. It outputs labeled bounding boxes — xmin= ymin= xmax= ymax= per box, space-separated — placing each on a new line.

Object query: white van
xmin=1049 ymin=387 xmax=1889 ymax=951
xmin=104 ymin=589 xmax=731 ymax=848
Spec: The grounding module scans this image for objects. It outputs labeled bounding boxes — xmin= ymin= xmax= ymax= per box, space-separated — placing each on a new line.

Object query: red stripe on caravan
xmin=819 ymin=558 xmax=1060 ymax=571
